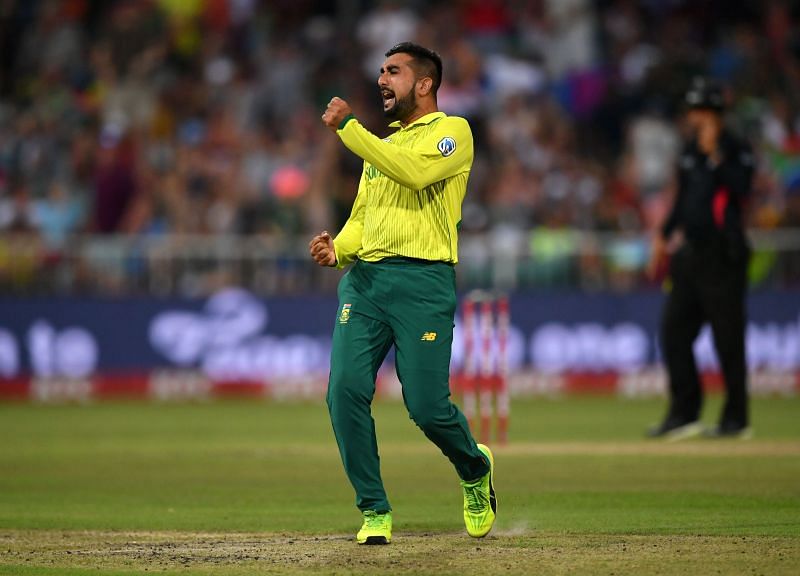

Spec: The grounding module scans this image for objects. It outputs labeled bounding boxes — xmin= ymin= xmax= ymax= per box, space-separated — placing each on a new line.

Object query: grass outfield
xmin=0 ymin=396 xmax=798 ymax=575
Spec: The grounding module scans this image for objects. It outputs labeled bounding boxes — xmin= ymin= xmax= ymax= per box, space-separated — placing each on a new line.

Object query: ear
xmin=417 ymin=76 xmax=433 ymax=97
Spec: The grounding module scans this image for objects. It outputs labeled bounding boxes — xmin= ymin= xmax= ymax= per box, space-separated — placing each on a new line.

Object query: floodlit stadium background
xmin=0 ymin=0 xmax=799 ymax=402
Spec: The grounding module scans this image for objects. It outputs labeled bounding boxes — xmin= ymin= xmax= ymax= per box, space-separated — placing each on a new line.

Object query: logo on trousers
xmin=421 ymin=332 xmax=437 ymax=341
xmin=339 ymin=304 xmax=352 ymax=324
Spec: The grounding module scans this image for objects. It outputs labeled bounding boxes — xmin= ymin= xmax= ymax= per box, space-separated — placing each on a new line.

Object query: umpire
xmin=648 ymin=77 xmax=755 ymax=440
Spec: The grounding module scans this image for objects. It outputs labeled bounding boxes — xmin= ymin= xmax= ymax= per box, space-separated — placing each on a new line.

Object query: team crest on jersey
xmin=437 ymin=136 xmax=456 ymax=157
xmin=339 ymin=303 xmax=352 ymax=324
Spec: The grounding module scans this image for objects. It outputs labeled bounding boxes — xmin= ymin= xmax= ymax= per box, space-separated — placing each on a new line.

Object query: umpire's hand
xmin=646 ymin=235 xmax=666 ymax=280
xmin=309 ymin=231 xmax=337 ymax=267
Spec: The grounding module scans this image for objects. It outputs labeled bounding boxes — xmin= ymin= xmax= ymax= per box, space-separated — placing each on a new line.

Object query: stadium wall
xmin=0 ymin=288 xmax=797 ymax=402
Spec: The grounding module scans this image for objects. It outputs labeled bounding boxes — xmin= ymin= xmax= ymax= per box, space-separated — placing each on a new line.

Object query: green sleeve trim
xmin=338 ymin=114 xmax=355 ymax=131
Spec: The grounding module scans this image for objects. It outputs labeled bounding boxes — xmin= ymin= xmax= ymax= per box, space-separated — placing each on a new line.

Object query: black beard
xmin=383 ymin=88 xmax=416 ymax=121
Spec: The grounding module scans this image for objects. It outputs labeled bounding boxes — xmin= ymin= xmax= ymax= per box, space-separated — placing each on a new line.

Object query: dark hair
xmin=385 ymin=42 xmax=443 ymax=95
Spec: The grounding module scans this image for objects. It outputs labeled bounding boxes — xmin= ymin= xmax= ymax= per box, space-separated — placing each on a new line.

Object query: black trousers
xmin=660 ymin=240 xmax=750 ymax=427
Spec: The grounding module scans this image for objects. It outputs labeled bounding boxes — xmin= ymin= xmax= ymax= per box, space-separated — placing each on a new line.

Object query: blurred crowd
xmin=2 ymin=0 xmax=800 ymax=293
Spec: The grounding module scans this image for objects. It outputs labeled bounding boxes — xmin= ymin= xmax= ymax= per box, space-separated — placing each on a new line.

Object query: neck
xmin=399 ymin=102 xmax=438 ymax=127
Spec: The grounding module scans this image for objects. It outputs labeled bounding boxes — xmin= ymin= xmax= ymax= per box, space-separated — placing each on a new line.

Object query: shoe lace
xmin=363 ymin=511 xmax=388 ymax=529
xmin=461 ymin=480 xmax=487 ymax=514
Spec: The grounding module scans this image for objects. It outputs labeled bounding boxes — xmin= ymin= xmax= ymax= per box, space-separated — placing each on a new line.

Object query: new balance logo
xmin=421 ymin=332 xmax=437 ymax=341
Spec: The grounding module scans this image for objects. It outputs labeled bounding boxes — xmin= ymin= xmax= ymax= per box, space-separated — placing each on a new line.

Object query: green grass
xmin=0 ymin=396 xmax=798 ymax=574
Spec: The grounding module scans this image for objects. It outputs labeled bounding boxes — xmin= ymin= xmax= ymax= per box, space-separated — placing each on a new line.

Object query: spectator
xmin=91 ymin=125 xmax=137 ymax=234
xmin=0 ymin=0 xmax=798 ymax=295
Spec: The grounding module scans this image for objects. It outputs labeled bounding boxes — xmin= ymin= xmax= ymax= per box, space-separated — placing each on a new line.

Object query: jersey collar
xmin=389 ymin=111 xmax=446 ymax=130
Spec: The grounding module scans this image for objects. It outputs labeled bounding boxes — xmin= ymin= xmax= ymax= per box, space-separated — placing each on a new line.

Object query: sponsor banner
xmin=0 ymin=369 xmax=797 ymax=402
xmin=0 ymin=288 xmax=798 ymax=401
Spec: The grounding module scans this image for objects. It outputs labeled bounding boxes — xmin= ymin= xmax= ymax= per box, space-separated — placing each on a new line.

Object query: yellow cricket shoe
xmin=461 ymin=443 xmax=496 ymax=538
xmin=356 ymin=510 xmax=392 ymax=545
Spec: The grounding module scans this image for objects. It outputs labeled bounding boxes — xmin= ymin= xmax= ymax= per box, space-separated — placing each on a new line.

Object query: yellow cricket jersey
xmin=332 ymin=111 xmax=473 ymax=267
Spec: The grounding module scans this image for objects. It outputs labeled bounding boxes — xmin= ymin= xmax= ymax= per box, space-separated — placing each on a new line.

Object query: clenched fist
xmin=321 ymin=97 xmax=352 ymax=132
xmin=309 ymin=231 xmax=337 ymax=267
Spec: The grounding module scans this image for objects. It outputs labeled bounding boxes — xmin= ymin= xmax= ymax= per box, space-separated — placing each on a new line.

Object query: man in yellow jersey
xmin=308 ymin=42 xmax=496 ymax=545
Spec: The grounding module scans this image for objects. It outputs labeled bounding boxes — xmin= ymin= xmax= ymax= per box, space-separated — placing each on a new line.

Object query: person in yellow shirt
xmin=309 ymin=42 xmax=496 ymax=545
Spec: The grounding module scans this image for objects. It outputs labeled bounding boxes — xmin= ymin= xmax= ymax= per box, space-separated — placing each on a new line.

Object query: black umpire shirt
xmin=661 ymin=130 xmax=755 ymax=255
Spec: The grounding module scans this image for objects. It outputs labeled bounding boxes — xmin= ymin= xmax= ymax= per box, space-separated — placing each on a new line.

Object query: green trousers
xmin=327 ymin=258 xmax=489 ymax=513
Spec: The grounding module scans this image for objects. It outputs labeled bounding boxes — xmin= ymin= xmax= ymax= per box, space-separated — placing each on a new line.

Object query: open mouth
xmin=381 ymin=89 xmax=396 ymax=110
